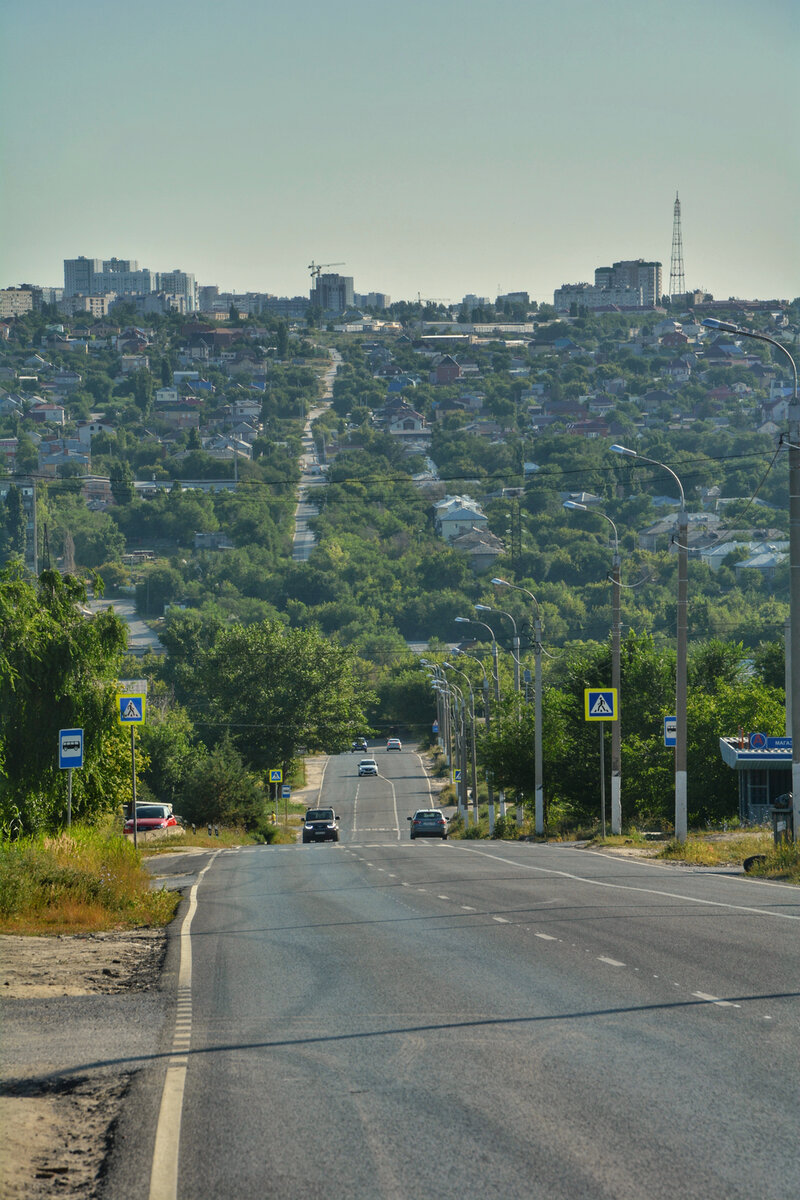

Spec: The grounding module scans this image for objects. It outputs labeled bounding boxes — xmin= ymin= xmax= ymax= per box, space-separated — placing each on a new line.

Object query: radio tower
xmin=669 ymin=191 xmax=685 ymax=303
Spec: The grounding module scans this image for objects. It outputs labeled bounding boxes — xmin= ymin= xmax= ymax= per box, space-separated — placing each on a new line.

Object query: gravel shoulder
xmin=0 ymin=929 xmax=168 ymax=1199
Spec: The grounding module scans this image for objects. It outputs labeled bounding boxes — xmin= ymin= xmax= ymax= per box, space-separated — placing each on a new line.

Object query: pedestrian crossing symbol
xmin=117 ymin=693 xmax=146 ymax=724
xmin=584 ymin=688 xmax=617 ymax=721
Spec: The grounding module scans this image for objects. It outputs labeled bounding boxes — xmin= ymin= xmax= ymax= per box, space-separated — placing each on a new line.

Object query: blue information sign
xmin=59 ymin=728 xmax=84 ymax=769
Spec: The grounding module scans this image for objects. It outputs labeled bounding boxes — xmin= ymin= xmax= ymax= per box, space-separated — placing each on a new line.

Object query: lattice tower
xmin=669 ymin=191 xmax=685 ymax=300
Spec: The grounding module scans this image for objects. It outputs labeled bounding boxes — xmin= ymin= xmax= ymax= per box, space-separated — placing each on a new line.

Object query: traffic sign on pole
xmin=664 ymin=716 xmax=677 ymax=747
xmin=117 ymin=693 xmax=146 ymax=724
xmin=453 ymin=768 xmax=462 ymax=783
xmin=59 ymin=729 xmax=84 ymax=769
xmin=281 ymin=784 xmax=291 ymax=799
xmin=584 ymin=688 xmax=618 ymax=721
xmin=269 ymin=768 xmax=283 ymax=783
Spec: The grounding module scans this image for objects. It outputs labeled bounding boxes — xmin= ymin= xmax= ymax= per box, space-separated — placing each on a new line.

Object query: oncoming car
xmin=386 ymin=738 xmax=402 ymax=751
xmin=408 ymin=810 xmax=448 ymax=840
xmin=358 ymin=758 xmax=378 ymax=777
xmin=302 ymin=808 xmax=340 ymax=843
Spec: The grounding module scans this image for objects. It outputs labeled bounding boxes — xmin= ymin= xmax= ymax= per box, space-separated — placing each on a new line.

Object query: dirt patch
xmin=0 ymin=930 xmax=166 ymax=1197
xmin=0 ymin=928 xmax=166 ymax=998
xmin=0 ymin=1074 xmax=131 ymax=1199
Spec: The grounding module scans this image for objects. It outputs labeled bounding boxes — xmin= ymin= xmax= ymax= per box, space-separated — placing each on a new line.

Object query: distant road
xmin=102 ymin=746 xmax=800 ymax=1199
xmin=292 ymin=349 xmax=340 ymax=562
xmin=87 ymin=597 xmax=165 ymax=656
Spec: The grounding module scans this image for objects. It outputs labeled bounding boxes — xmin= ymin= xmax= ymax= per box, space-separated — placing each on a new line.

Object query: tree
xmin=2 ymin=484 xmax=26 ymax=560
xmin=0 ymin=567 xmax=130 ymax=833
xmin=179 ymin=734 xmax=265 ymax=828
xmin=110 ymin=459 xmax=135 ymax=505
xmin=191 ymin=620 xmax=376 ymax=778
xmin=276 ymin=321 xmax=289 ymax=360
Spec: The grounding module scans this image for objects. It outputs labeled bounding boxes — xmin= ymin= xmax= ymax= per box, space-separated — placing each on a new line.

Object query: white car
xmin=358 ymin=758 xmax=378 ymax=776
xmin=386 ymin=738 xmax=402 ymax=751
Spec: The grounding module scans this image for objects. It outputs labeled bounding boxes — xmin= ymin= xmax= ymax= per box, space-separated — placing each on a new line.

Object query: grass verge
xmin=655 ymin=830 xmax=772 ymax=867
xmin=0 ymin=825 xmax=180 ymax=935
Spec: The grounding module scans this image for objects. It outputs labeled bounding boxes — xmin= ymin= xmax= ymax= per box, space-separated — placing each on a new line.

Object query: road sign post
xmin=269 ymin=769 xmax=283 ymax=825
xmin=584 ymin=690 xmax=618 ymax=838
xmin=59 ymin=729 xmax=84 ymax=829
xmin=664 ymin=716 xmax=677 ymax=748
xmin=118 ymin=688 xmax=146 ymax=848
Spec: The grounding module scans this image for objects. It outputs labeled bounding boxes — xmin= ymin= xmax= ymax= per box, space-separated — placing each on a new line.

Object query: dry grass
xmin=0 ymin=826 xmax=180 ymax=935
xmin=656 ymin=830 xmax=772 ymax=866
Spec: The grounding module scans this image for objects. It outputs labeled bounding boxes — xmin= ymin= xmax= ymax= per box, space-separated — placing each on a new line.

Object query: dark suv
xmin=302 ymin=808 xmax=340 ymax=843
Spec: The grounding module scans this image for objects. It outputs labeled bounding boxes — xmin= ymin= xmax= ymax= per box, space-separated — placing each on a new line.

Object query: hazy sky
xmin=2 ymin=0 xmax=798 ymax=304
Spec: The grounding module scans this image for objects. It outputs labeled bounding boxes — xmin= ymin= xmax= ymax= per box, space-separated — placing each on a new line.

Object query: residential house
xmin=449 ymin=527 xmax=506 ymax=573
xmin=433 ymin=495 xmax=489 ymax=542
xmin=430 ymin=355 xmax=461 ymax=385
xmin=29 ymin=401 xmax=66 ymax=425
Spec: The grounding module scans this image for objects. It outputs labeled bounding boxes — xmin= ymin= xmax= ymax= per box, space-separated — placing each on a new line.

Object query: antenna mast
xmin=669 ymin=191 xmax=685 ymax=302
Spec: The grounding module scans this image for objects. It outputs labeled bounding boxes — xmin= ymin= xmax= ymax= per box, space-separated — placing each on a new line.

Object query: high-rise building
xmin=594 ymin=260 xmax=662 ymax=308
xmin=64 ymin=257 xmax=102 ymax=297
xmin=156 ymin=270 xmax=197 ymax=310
xmin=310 ymin=273 xmax=354 ymax=313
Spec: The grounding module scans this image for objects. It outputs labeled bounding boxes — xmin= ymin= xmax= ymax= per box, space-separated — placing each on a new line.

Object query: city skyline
xmin=1 ymin=0 xmax=798 ymax=304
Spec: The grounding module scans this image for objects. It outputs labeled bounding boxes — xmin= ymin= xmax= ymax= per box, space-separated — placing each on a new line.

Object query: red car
xmin=124 ymin=804 xmax=178 ymax=833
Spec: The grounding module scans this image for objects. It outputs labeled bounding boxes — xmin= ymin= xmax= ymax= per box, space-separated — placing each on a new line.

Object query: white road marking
xmin=353 ymin=782 xmax=359 ymax=833
xmin=493 ymin=916 xmax=509 ymax=923
xmin=438 ymin=895 xmax=449 ymax=900
xmin=457 ymin=844 xmax=800 ymax=922
xmin=149 ymin=851 xmax=220 ymax=1200
xmin=692 ymin=991 xmax=741 ymax=1008
xmin=534 ymin=932 xmax=558 ymax=941
xmin=597 ymin=955 xmax=625 ymax=967
xmin=461 ymin=905 xmax=476 ymax=911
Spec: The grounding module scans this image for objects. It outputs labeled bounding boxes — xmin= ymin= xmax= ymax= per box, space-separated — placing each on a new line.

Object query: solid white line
xmin=597 ymin=955 xmax=625 ymax=967
xmin=353 ymin=781 xmax=359 ymax=834
xmin=148 ymin=852 xmax=220 ymax=1200
xmin=456 ymin=844 xmax=800 ymax=922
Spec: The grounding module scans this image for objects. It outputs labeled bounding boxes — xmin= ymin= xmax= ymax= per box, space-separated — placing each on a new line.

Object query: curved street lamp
xmin=611 ymin=443 xmax=688 ymax=842
xmin=475 ymin=603 xmax=521 ymax=694
xmin=703 ymin=318 xmax=800 ymax=841
xmin=455 ymin=616 xmax=500 ymax=703
xmin=563 ymin=503 xmax=622 ymax=836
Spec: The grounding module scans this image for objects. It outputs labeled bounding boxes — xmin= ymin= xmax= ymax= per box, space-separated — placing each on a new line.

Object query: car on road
xmin=124 ymin=804 xmax=179 ymax=834
xmin=358 ymin=758 xmax=379 ymax=776
xmin=408 ymin=810 xmax=448 ymax=840
xmin=351 ymin=737 xmax=368 ymax=752
xmin=386 ymin=738 xmax=402 ymax=751
xmin=302 ymin=808 xmax=340 ymax=843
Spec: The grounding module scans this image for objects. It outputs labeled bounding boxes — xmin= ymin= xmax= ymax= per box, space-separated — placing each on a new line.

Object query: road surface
xmin=89 ymin=749 xmax=800 ymax=1196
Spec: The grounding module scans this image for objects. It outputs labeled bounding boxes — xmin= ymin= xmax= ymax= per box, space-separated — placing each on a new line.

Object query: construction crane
xmin=417 ymin=293 xmax=450 ymax=307
xmin=308 ymin=261 xmax=345 ymax=279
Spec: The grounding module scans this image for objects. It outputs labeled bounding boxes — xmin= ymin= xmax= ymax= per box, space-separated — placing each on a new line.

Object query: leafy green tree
xmin=110 ymin=459 xmax=135 ymax=505
xmin=0 ymin=567 xmax=129 ymax=833
xmin=2 ymin=485 xmax=26 ymax=560
xmin=179 ymin=734 xmax=265 ymax=828
xmin=192 ymin=620 xmax=376 ymax=778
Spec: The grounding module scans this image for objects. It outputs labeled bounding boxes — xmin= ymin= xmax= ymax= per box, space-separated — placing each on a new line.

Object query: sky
xmin=1 ymin=0 xmax=798 ymax=305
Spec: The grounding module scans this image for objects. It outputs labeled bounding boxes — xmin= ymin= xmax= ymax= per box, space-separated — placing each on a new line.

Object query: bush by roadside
xmin=0 ymin=825 xmax=179 ymax=935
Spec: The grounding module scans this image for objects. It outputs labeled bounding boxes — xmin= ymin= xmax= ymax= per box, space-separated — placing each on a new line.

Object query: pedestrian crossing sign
xmin=453 ymin=768 xmax=462 ymax=783
xmin=117 ymin=693 xmax=146 ymax=724
xmin=269 ymin=768 xmax=283 ymax=783
xmin=584 ymin=688 xmax=617 ymax=721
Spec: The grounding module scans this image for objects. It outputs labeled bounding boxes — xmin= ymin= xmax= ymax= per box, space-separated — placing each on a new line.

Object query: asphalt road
xmin=101 ymin=747 xmax=800 ymax=1199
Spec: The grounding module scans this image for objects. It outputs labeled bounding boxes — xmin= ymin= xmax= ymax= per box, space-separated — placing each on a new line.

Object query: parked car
xmin=358 ymin=758 xmax=379 ymax=776
xmin=386 ymin=738 xmax=402 ymax=751
xmin=302 ymin=808 xmax=340 ymax=843
xmin=124 ymin=804 xmax=178 ymax=834
xmin=408 ymin=810 xmax=448 ymax=840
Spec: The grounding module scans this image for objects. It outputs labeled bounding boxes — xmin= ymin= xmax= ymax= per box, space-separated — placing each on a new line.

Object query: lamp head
xmin=491 ymin=577 xmax=509 ymax=587
xmin=454 ymin=616 xmax=470 ymax=624
xmin=474 ymin=604 xmax=492 ymax=612
xmin=563 ymin=500 xmax=587 ymax=511
xmin=610 ymin=444 xmax=636 ymax=458
xmin=702 ymin=317 xmax=739 ymax=334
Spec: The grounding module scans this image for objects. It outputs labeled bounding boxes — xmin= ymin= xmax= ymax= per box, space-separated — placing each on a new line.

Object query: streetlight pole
xmin=454 ymin=648 xmax=495 ymax=832
xmin=562 ymin=505 xmax=622 ymax=835
xmin=612 ymin=444 xmax=688 ymax=842
xmin=492 ymin=579 xmax=545 ymax=836
xmin=445 ymin=661 xmax=479 ymax=826
xmin=476 ymin=603 xmax=521 ymax=694
xmin=455 ymin=616 xmax=504 ymax=815
xmin=703 ymin=318 xmax=800 ymax=842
